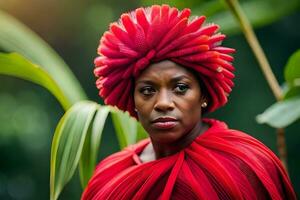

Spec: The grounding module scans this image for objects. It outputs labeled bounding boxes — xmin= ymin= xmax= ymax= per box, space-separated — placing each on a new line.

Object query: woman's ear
xmin=200 ymin=95 xmax=208 ymax=108
xmin=201 ymin=101 xmax=208 ymax=108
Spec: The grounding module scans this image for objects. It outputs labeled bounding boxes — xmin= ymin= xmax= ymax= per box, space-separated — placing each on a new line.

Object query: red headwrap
xmin=94 ymin=5 xmax=236 ymax=118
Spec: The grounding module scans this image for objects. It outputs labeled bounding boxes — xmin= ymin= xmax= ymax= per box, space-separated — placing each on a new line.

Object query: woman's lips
xmin=151 ymin=117 xmax=178 ymax=130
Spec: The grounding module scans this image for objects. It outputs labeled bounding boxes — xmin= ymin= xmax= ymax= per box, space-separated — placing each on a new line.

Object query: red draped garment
xmin=82 ymin=119 xmax=296 ymax=200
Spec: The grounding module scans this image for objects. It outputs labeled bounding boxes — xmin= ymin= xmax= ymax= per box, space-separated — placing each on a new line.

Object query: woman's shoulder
xmin=95 ymin=138 xmax=150 ymax=170
xmin=199 ymin=118 xmax=285 ymax=167
xmin=192 ymin=118 xmax=296 ymax=199
xmin=201 ymin=118 xmax=270 ymax=146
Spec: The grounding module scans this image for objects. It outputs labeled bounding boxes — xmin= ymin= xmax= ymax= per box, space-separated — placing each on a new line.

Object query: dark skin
xmin=134 ymin=60 xmax=209 ymax=162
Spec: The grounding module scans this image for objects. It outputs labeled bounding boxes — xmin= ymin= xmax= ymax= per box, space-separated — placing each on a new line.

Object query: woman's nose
xmin=154 ymin=89 xmax=175 ymax=112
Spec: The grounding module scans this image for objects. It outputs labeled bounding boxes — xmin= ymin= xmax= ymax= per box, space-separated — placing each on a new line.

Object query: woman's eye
xmin=174 ymin=83 xmax=189 ymax=94
xmin=140 ymin=86 xmax=155 ymax=96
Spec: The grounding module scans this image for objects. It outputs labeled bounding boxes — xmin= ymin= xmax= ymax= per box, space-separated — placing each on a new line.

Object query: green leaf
xmin=111 ymin=108 xmax=140 ymax=149
xmin=256 ymin=96 xmax=300 ymax=128
xmin=78 ymin=106 xmax=147 ymax=187
xmin=284 ymin=49 xmax=300 ymax=87
xmin=257 ymin=49 xmax=300 ymax=128
xmin=79 ymin=106 xmax=110 ymax=188
xmin=282 ymin=50 xmax=300 ymax=99
xmin=79 ymin=106 xmax=147 ymax=188
xmin=284 ymin=86 xmax=300 ymax=99
xmin=136 ymin=122 xmax=148 ymax=141
xmin=196 ymin=0 xmax=300 ymax=35
xmin=0 ymin=53 xmax=70 ymax=110
xmin=192 ymin=0 xmax=225 ymax=17
xmin=50 ymin=101 xmax=98 ymax=200
xmin=0 ymin=10 xmax=86 ymax=107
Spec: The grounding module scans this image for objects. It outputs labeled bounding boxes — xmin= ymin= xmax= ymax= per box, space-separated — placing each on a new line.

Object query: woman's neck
xmin=140 ymin=121 xmax=208 ymax=162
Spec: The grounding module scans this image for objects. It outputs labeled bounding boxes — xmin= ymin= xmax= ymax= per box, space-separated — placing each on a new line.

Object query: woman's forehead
xmin=136 ymin=60 xmax=196 ymax=83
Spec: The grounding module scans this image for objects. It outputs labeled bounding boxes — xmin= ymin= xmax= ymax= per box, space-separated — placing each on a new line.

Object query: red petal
xmin=182 ymin=35 xmax=210 ymax=48
xmin=219 ymin=53 xmax=234 ymax=62
xmin=156 ymin=18 xmax=188 ymax=50
xmin=121 ymin=14 xmax=136 ymax=39
xmin=105 ymin=80 xmax=128 ymax=106
xmin=165 ymin=45 xmax=209 ymax=58
xmin=212 ymin=47 xmax=236 ymax=54
xmin=110 ymin=23 xmax=134 ymax=48
xmin=182 ymin=16 xmax=206 ymax=35
xmin=199 ymin=24 xmax=219 ymax=36
xmin=208 ymin=34 xmax=226 ymax=44
xmin=181 ymin=51 xmax=219 ymax=62
xmin=100 ymin=45 xmax=124 ymax=58
xmin=178 ymin=8 xmax=191 ymax=20
xmin=151 ymin=5 xmax=161 ymax=22
xmin=136 ymin=8 xmax=149 ymax=33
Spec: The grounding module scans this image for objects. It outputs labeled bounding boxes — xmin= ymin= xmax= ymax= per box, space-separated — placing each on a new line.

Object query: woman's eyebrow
xmin=170 ymin=75 xmax=190 ymax=82
xmin=136 ymin=80 xmax=155 ymax=85
xmin=136 ymin=75 xmax=191 ymax=85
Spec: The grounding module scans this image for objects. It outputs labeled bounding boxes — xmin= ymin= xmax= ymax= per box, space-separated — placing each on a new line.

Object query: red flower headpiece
xmin=94 ymin=5 xmax=235 ymax=118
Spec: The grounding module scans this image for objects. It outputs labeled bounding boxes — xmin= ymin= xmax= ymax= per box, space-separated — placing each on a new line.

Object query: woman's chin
xmin=149 ymin=130 xmax=182 ymax=144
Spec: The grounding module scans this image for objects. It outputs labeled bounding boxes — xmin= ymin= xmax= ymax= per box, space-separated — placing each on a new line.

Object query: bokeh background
xmin=0 ymin=0 xmax=299 ymax=199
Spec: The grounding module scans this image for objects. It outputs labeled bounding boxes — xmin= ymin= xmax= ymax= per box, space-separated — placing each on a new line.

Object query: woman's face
xmin=134 ymin=60 xmax=206 ymax=143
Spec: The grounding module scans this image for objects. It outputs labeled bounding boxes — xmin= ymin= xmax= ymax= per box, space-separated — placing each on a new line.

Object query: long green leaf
xmin=0 ymin=10 xmax=86 ymax=106
xmin=256 ymin=96 xmax=300 ymax=128
xmin=79 ymin=106 xmax=110 ymax=188
xmin=0 ymin=53 xmax=70 ymax=110
xmin=111 ymin=108 xmax=140 ymax=149
xmin=136 ymin=122 xmax=148 ymax=141
xmin=50 ymin=101 xmax=98 ymax=200
xmin=79 ymin=106 xmax=147 ymax=188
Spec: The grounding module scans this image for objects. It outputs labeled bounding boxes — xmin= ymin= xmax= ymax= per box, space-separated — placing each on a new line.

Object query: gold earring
xmin=201 ymin=102 xmax=207 ymax=108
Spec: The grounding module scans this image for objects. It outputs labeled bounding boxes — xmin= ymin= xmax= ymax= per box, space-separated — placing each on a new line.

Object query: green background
xmin=0 ymin=0 xmax=299 ymax=199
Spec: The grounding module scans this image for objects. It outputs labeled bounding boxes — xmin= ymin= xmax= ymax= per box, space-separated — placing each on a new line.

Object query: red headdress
xmin=94 ymin=5 xmax=235 ymax=118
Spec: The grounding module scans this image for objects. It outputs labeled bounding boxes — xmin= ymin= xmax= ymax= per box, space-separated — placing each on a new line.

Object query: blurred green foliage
xmin=0 ymin=10 xmax=87 ymax=105
xmin=50 ymin=101 xmax=99 ymax=200
xmin=257 ymin=50 xmax=300 ymax=128
xmin=0 ymin=0 xmax=300 ymax=199
xmin=0 ymin=53 xmax=71 ymax=110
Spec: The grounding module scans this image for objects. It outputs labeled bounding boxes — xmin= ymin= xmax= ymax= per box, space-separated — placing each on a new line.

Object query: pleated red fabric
xmin=94 ymin=5 xmax=236 ymax=118
xmin=82 ymin=119 xmax=296 ymax=200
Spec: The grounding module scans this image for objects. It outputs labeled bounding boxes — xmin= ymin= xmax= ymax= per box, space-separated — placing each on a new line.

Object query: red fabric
xmin=94 ymin=5 xmax=236 ymax=118
xmin=82 ymin=119 xmax=296 ymax=200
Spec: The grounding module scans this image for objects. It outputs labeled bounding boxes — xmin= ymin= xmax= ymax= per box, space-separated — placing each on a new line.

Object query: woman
xmin=82 ymin=5 xmax=296 ymax=199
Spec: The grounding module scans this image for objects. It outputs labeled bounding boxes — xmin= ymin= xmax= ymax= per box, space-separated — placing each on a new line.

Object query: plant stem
xmin=224 ymin=0 xmax=282 ymax=100
xmin=223 ymin=0 xmax=288 ymax=171
xmin=277 ymin=128 xmax=287 ymax=169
